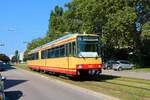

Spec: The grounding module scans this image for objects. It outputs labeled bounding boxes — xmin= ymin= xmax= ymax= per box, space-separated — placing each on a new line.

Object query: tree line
xmin=24 ymin=0 xmax=150 ymax=67
xmin=0 ymin=54 xmax=10 ymax=63
xmin=0 ymin=50 xmax=20 ymax=64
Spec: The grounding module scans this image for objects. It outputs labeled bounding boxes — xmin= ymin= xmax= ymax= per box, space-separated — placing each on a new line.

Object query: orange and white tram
xmin=27 ymin=33 xmax=102 ymax=76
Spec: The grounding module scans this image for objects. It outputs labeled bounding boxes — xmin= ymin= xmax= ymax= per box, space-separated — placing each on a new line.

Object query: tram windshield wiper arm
xmin=79 ymin=53 xmax=85 ymax=58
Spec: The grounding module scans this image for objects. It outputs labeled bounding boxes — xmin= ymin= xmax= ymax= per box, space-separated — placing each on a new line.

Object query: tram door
xmin=41 ymin=50 xmax=47 ymax=69
xmin=66 ymin=42 xmax=76 ymax=75
xmin=65 ymin=43 xmax=69 ymax=74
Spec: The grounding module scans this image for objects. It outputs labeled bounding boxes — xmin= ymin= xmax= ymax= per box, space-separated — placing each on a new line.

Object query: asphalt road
xmin=1 ymin=67 xmax=106 ymax=100
xmin=102 ymin=69 xmax=150 ymax=80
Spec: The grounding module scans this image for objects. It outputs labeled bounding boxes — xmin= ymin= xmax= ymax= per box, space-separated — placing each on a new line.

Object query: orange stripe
xmin=28 ymin=65 xmax=76 ymax=70
xmin=28 ymin=65 xmax=76 ymax=75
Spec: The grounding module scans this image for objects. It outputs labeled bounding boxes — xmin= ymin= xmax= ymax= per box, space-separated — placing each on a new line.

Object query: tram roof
xmin=28 ymin=33 xmax=98 ymax=54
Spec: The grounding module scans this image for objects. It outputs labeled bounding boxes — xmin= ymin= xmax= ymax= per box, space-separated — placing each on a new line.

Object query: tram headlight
xmin=78 ymin=65 xmax=82 ymax=69
xmin=98 ymin=64 xmax=101 ymax=68
xmin=77 ymin=65 xmax=83 ymax=69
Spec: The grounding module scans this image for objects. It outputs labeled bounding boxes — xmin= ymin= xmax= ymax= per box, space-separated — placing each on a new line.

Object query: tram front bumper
xmin=76 ymin=64 xmax=102 ymax=69
xmin=76 ymin=64 xmax=102 ymax=76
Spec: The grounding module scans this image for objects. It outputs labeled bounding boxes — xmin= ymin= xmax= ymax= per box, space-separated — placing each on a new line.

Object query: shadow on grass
xmin=99 ymin=74 xmax=120 ymax=81
xmin=5 ymin=90 xmax=23 ymax=100
xmin=4 ymin=79 xmax=28 ymax=90
xmin=70 ymin=74 xmax=120 ymax=82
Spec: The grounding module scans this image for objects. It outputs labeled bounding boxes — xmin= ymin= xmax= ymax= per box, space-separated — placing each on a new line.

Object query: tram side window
xmin=55 ymin=47 xmax=59 ymax=57
xmin=69 ymin=43 xmax=72 ymax=56
xmin=54 ymin=45 xmax=65 ymax=57
xmin=31 ymin=54 xmax=34 ymax=60
xmin=41 ymin=50 xmax=47 ymax=59
xmin=65 ymin=43 xmax=71 ymax=56
xmin=68 ymin=42 xmax=76 ymax=56
xmin=28 ymin=54 xmax=32 ymax=60
xmin=41 ymin=51 xmax=44 ymax=59
xmin=48 ymin=49 xmax=52 ymax=58
xmin=28 ymin=52 xmax=39 ymax=60
xmin=72 ymin=42 xmax=76 ymax=56
xmin=60 ymin=45 xmax=65 ymax=57
xmin=47 ymin=45 xmax=67 ymax=58
xmin=30 ymin=54 xmax=33 ymax=60
xmin=47 ymin=47 xmax=60 ymax=58
xmin=35 ymin=52 xmax=39 ymax=60
xmin=65 ymin=42 xmax=76 ymax=57
xmin=47 ymin=48 xmax=55 ymax=58
xmin=65 ymin=44 xmax=69 ymax=56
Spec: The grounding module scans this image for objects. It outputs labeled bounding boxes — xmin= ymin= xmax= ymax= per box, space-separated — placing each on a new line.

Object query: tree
xmin=47 ymin=5 xmax=64 ymax=38
xmin=24 ymin=0 xmax=149 ymax=66
xmin=142 ymin=22 xmax=150 ymax=38
xmin=23 ymin=38 xmax=47 ymax=61
xmin=102 ymin=7 xmax=137 ymax=48
xmin=11 ymin=56 xmax=17 ymax=63
xmin=140 ymin=22 xmax=150 ymax=66
xmin=0 ymin=54 xmax=10 ymax=63
xmin=132 ymin=0 xmax=150 ymax=65
xmin=14 ymin=50 xmax=20 ymax=63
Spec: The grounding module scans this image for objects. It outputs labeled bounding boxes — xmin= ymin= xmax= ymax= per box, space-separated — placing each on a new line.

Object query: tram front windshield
xmin=77 ymin=36 xmax=99 ymax=58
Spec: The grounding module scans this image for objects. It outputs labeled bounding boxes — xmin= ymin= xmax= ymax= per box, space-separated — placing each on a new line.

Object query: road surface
xmin=2 ymin=67 xmax=111 ymax=100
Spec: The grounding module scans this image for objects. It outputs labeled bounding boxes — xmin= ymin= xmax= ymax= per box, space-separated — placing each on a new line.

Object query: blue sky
xmin=0 ymin=0 xmax=71 ymax=57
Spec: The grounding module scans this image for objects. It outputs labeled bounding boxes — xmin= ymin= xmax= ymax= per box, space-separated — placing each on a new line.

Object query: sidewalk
xmin=102 ymin=69 xmax=150 ymax=80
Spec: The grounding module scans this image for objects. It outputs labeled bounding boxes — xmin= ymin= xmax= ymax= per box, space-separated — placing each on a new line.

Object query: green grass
xmin=13 ymin=63 xmax=27 ymax=69
xmin=13 ymin=64 xmax=150 ymax=100
xmin=133 ymin=68 xmax=150 ymax=72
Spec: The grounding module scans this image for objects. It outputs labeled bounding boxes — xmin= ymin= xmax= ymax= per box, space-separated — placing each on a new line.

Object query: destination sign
xmin=77 ymin=36 xmax=99 ymax=41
